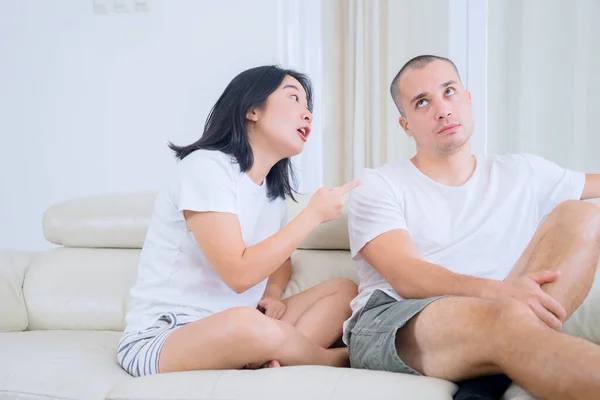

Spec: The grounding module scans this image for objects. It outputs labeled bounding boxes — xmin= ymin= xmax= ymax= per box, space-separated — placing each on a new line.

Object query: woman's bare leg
xmin=280 ymin=278 xmax=357 ymax=348
xmin=157 ymin=306 xmax=348 ymax=373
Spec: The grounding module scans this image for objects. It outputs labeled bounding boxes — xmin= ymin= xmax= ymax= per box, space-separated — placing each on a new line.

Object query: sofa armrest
xmin=0 ymin=251 xmax=33 ymax=332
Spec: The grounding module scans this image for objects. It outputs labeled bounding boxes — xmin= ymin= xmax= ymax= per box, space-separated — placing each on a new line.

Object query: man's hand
xmin=500 ymin=270 xmax=567 ymax=330
xmin=257 ymin=296 xmax=287 ymax=320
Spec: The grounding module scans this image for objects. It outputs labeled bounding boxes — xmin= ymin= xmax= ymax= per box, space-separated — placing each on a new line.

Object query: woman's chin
xmin=281 ymin=143 xmax=305 ymax=159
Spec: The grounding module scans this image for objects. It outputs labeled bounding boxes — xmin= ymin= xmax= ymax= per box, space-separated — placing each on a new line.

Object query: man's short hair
xmin=390 ymin=55 xmax=461 ymax=117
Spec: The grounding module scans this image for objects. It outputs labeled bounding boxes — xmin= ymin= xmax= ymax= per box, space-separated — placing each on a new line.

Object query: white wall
xmin=0 ymin=0 xmax=294 ymax=251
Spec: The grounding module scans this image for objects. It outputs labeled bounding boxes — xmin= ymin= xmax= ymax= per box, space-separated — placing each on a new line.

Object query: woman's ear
xmin=246 ymin=108 xmax=259 ymax=122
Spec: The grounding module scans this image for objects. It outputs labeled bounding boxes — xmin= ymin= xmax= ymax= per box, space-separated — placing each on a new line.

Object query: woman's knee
xmin=226 ymin=307 xmax=285 ymax=351
xmin=329 ymin=278 xmax=358 ymax=299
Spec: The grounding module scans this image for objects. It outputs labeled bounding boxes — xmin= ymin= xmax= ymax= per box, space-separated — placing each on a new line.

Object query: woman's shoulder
xmin=176 ymin=149 xmax=241 ymax=180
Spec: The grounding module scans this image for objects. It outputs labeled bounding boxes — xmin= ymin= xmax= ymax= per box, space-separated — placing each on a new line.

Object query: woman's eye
xmin=291 ymin=95 xmax=299 ymax=101
xmin=416 ymin=99 xmax=428 ymax=108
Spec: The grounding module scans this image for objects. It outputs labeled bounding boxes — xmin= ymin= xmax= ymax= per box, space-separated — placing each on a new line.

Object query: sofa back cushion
xmin=42 ymin=191 xmax=351 ymax=251
xmin=20 ymin=247 xmax=356 ymax=331
xmin=0 ymin=251 xmax=31 ymax=332
xmin=24 ymin=248 xmax=139 ymax=331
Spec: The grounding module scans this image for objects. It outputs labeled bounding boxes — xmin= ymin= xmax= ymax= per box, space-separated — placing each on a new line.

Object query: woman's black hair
xmin=168 ymin=65 xmax=313 ymax=201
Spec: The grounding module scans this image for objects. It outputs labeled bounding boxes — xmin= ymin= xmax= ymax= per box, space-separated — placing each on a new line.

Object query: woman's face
xmin=246 ymin=75 xmax=312 ymax=159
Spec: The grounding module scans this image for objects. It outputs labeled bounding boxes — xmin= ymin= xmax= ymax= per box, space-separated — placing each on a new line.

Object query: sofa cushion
xmin=42 ymin=191 xmax=157 ymax=249
xmin=23 ymin=247 xmax=139 ymax=331
xmin=287 ymin=193 xmax=350 ymax=250
xmin=107 ymin=365 xmax=457 ymax=400
xmin=41 ymin=190 xmax=352 ymax=250
xmin=0 ymin=330 xmax=129 ymax=400
xmin=0 ymin=251 xmax=32 ymax=332
xmin=284 ymin=249 xmax=357 ymax=298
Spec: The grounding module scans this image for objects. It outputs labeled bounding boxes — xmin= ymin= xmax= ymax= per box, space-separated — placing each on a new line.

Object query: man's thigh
xmin=349 ymin=291 xmax=502 ymax=382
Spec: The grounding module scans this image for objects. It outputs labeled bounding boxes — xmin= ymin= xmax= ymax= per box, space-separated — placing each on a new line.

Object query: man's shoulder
xmin=485 ymin=152 xmax=537 ymax=166
xmin=358 ymin=160 xmax=413 ymax=184
xmin=484 ymin=153 xmax=532 ymax=174
xmin=349 ymin=162 xmax=411 ymax=209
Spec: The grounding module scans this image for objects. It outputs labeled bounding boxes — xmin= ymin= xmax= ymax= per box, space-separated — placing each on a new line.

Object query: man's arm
xmin=582 ymin=174 xmax=600 ymax=200
xmin=359 ymin=229 xmax=502 ymax=300
xmin=360 ymin=228 xmax=567 ymax=329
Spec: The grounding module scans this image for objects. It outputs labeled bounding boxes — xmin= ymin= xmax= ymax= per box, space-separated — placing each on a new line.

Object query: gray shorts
xmin=346 ymin=290 xmax=443 ymax=375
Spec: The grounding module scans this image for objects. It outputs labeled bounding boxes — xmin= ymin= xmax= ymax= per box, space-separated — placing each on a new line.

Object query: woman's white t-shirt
xmin=124 ymin=149 xmax=287 ymax=333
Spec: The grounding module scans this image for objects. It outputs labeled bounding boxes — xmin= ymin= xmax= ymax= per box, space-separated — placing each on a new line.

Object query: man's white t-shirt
xmin=344 ymin=153 xmax=585 ymax=342
xmin=124 ymin=149 xmax=287 ymax=333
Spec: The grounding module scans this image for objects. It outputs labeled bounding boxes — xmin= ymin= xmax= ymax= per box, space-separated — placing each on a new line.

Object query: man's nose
xmin=435 ymin=103 xmax=452 ymax=119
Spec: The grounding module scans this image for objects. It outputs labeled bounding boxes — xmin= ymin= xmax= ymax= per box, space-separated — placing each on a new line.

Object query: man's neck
xmin=411 ymin=147 xmax=476 ymax=187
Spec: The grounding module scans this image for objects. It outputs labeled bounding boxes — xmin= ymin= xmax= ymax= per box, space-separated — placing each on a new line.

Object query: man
xmin=344 ymin=54 xmax=600 ymax=400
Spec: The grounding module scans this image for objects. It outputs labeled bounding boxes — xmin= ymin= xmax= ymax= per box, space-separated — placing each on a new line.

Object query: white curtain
xmin=488 ymin=0 xmax=600 ymax=173
xmin=320 ymin=0 xmax=452 ymax=186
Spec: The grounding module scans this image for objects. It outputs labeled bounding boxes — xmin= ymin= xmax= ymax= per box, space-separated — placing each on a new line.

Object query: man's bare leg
xmin=507 ymin=200 xmax=600 ymax=318
xmin=394 ymin=296 xmax=600 ymax=400
xmin=392 ymin=201 xmax=600 ymax=399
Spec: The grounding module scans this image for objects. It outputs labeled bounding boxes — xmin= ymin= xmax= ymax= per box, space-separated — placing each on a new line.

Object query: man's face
xmin=398 ymin=60 xmax=474 ymax=156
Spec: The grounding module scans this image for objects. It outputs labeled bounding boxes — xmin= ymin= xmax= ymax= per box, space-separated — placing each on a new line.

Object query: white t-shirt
xmin=124 ymin=149 xmax=287 ymax=333
xmin=343 ymin=153 xmax=585 ymax=341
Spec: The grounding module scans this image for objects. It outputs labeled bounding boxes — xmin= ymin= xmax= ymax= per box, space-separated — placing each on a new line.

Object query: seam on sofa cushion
xmin=109 ymin=397 xmax=237 ymax=400
xmin=0 ymin=389 xmax=77 ymax=400
xmin=0 ymin=251 xmax=34 ymax=332
xmin=330 ymin=368 xmax=350 ymax=396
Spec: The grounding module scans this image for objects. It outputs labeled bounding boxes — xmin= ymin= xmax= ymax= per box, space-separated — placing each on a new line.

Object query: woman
xmin=117 ymin=65 xmax=360 ymax=377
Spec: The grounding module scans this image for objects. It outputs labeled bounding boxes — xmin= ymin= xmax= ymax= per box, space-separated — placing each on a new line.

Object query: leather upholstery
xmin=2 ymin=192 xmax=600 ymax=399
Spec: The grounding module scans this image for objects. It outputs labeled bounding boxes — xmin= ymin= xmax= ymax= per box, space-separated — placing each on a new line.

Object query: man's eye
xmin=445 ymin=87 xmax=456 ymax=96
xmin=416 ymin=99 xmax=428 ymax=108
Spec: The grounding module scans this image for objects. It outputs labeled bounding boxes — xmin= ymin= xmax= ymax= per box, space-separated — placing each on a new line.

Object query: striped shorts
xmin=117 ymin=312 xmax=193 ymax=377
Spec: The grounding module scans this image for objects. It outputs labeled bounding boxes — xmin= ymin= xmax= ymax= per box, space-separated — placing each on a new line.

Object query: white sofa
xmin=1 ymin=192 xmax=600 ymax=400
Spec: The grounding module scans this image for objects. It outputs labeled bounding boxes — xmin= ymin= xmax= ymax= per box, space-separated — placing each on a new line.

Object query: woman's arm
xmin=184 ymin=181 xmax=360 ymax=294
xmin=263 ymin=258 xmax=292 ymax=299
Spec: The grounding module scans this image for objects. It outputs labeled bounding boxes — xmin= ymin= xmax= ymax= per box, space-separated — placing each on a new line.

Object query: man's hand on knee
xmin=499 ymin=270 xmax=567 ymax=330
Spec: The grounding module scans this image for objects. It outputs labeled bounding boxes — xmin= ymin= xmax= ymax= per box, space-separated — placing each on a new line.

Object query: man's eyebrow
xmin=441 ymin=80 xmax=458 ymax=88
xmin=410 ymin=92 xmax=428 ymax=105
xmin=410 ymin=80 xmax=459 ymax=105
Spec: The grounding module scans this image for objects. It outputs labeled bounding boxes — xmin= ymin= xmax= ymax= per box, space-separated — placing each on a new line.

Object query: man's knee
xmin=550 ymin=200 xmax=600 ymax=242
xmin=490 ymin=298 xmax=540 ymax=328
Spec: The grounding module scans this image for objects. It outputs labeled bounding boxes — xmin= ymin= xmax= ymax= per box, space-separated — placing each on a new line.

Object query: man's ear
xmin=246 ymin=108 xmax=259 ymax=122
xmin=399 ymin=116 xmax=412 ymax=138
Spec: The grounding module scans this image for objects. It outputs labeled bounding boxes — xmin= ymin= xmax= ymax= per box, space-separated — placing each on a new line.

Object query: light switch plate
xmin=134 ymin=0 xmax=151 ymax=12
xmin=113 ymin=0 xmax=129 ymax=13
xmin=93 ymin=0 xmax=111 ymax=14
